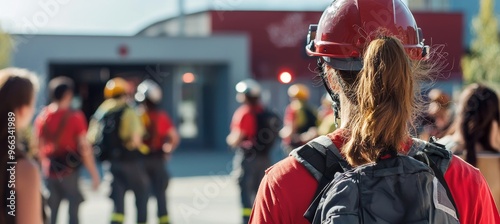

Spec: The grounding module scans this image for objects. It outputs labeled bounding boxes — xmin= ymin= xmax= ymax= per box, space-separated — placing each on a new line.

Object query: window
xmin=408 ymin=0 xmax=449 ymax=11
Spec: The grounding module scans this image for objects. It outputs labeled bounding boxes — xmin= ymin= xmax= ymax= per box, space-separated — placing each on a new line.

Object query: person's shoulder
xmin=448 ymin=155 xmax=483 ymax=181
xmin=233 ymin=105 xmax=254 ymax=118
xmin=154 ymin=110 xmax=173 ymax=125
xmin=34 ymin=107 xmax=49 ymax=125
xmin=264 ymin=156 xmax=315 ymax=184
xmin=70 ymin=110 xmax=86 ymax=120
xmin=155 ymin=110 xmax=170 ymax=118
xmin=39 ymin=106 xmax=58 ymax=120
xmin=290 ymin=100 xmax=303 ymax=111
xmin=36 ymin=106 xmax=49 ymax=116
xmin=236 ymin=104 xmax=251 ymax=113
xmin=122 ymin=105 xmax=138 ymax=115
xmin=71 ymin=109 xmax=84 ymax=116
xmin=17 ymin=159 xmax=40 ymax=183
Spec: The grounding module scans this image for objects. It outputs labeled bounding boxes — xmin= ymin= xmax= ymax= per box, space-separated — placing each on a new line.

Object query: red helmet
xmin=306 ymin=0 xmax=429 ymax=71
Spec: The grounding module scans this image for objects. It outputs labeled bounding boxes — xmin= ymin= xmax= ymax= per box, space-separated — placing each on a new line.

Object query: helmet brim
xmin=322 ymin=57 xmax=363 ymax=72
xmin=306 ymin=43 xmax=362 ymax=71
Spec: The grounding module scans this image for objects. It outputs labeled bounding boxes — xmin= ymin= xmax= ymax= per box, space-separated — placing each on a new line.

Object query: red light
xmin=183 ymin=73 xmax=195 ymax=83
xmin=279 ymin=72 xmax=292 ymax=84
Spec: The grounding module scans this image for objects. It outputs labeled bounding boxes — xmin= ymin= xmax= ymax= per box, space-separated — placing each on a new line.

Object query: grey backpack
xmin=292 ymin=136 xmax=459 ymax=224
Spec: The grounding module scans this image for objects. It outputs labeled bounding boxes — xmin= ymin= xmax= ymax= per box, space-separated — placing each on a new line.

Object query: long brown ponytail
xmin=342 ymin=37 xmax=417 ymax=166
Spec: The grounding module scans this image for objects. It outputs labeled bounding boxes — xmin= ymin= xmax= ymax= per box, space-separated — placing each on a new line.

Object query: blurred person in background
xmin=280 ymin=84 xmax=318 ymax=154
xmin=316 ymin=93 xmax=333 ymax=122
xmin=438 ymin=84 xmax=500 ymax=211
xmin=135 ymin=79 xmax=179 ymax=224
xmin=16 ymin=124 xmax=34 ymax=156
xmin=316 ymin=93 xmax=337 ymax=136
xmin=250 ymin=0 xmax=500 ymax=223
xmin=34 ymin=76 xmax=100 ymax=224
xmin=419 ymin=88 xmax=454 ymax=140
xmin=0 ymin=68 xmax=43 ymax=224
xmin=227 ymin=79 xmax=280 ymax=224
xmin=87 ymin=77 xmax=149 ymax=224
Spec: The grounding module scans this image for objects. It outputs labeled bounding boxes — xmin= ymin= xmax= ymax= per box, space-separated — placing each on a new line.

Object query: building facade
xmin=12 ymin=34 xmax=249 ymax=151
xmin=11 ymin=9 xmax=465 ymax=151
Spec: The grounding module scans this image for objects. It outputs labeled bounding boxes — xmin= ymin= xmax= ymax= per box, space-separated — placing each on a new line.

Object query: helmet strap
xmin=317 ymin=58 xmax=341 ymax=129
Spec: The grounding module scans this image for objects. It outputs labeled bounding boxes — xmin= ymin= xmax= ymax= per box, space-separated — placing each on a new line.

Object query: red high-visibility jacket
xmin=250 ymin=129 xmax=500 ymax=224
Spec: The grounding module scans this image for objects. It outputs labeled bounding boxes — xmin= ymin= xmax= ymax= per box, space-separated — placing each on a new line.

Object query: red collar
xmin=327 ymin=128 xmax=414 ymax=155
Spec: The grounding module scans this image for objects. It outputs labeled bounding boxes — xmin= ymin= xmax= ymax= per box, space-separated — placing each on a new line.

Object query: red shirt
xmin=144 ymin=110 xmax=175 ymax=150
xmin=34 ymin=107 xmax=87 ymax=176
xmin=230 ymin=104 xmax=263 ymax=148
xmin=250 ymin=129 xmax=500 ymax=224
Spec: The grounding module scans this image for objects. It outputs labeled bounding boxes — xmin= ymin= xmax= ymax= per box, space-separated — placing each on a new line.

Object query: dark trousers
xmin=144 ymin=156 xmax=170 ymax=224
xmin=233 ymin=150 xmax=271 ymax=223
xmin=47 ymin=170 xmax=84 ymax=224
xmin=109 ymin=159 xmax=149 ymax=224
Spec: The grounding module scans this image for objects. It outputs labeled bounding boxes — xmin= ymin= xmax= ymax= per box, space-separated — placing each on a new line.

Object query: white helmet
xmin=135 ymin=79 xmax=162 ymax=104
xmin=235 ymin=79 xmax=261 ymax=97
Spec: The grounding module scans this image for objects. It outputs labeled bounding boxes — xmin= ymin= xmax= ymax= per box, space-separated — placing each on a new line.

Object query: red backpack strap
xmin=42 ymin=110 xmax=72 ymax=152
xmin=149 ymin=112 xmax=159 ymax=149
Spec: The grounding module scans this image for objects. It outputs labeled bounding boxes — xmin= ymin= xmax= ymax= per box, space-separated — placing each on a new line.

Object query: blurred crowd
xmin=0 ymin=69 xmax=499 ymax=224
xmin=0 ymin=64 xmax=500 ymax=224
xmin=1 ymin=72 xmax=179 ymax=224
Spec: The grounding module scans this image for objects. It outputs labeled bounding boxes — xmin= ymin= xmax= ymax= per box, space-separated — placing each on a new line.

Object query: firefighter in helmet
xmin=136 ymin=79 xmax=179 ymax=224
xmin=280 ymin=84 xmax=318 ymax=154
xmin=227 ymin=79 xmax=279 ymax=224
xmin=87 ymin=77 xmax=149 ymax=224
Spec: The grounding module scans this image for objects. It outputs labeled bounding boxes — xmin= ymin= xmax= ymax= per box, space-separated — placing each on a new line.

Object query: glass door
xmin=174 ymin=66 xmax=205 ymax=148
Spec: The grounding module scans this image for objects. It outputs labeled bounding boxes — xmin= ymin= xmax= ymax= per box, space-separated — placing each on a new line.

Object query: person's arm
xmin=299 ymin=127 xmax=318 ymax=143
xmin=33 ymin=131 xmax=44 ymax=162
xmin=74 ymin=112 xmax=100 ymax=190
xmin=227 ymin=109 xmax=254 ymax=148
xmin=32 ymin=115 xmax=44 ymax=161
xmin=78 ymin=135 xmax=100 ymax=190
xmin=16 ymin=159 xmax=43 ymax=224
xmin=445 ymin=155 xmax=500 ymax=224
xmin=163 ymin=127 xmax=180 ymax=154
xmin=250 ymin=174 xmax=285 ymax=224
xmin=279 ymin=106 xmax=295 ymax=140
xmin=476 ymin=172 xmax=500 ymax=223
xmin=161 ymin=113 xmax=180 ymax=154
xmin=86 ymin=118 xmax=101 ymax=145
xmin=226 ymin=130 xmax=246 ymax=148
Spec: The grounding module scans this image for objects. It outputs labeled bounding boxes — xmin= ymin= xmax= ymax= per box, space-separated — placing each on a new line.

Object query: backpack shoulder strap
xmin=291 ymin=135 xmax=348 ymax=181
xmin=291 ymin=136 xmax=349 ymax=223
xmin=409 ymin=137 xmax=459 ymax=220
xmin=408 ymin=137 xmax=453 ymax=174
xmin=42 ymin=110 xmax=72 ymax=151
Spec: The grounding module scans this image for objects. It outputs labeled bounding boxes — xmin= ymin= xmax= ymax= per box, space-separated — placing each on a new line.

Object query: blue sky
xmin=0 ymin=0 xmax=333 ymax=35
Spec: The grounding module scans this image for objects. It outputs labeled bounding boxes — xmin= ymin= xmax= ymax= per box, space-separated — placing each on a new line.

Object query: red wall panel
xmin=413 ymin=12 xmax=464 ymax=80
xmin=211 ymin=11 xmax=463 ymax=81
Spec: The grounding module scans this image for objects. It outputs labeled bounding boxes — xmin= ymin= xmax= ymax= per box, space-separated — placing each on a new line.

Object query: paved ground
xmin=56 ymin=175 xmax=241 ymax=224
xmin=54 ymin=149 xmax=287 ymax=224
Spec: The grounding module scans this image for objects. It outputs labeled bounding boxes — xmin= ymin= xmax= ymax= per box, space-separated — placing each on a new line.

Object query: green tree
xmin=461 ymin=0 xmax=500 ymax=84
xmin=0 ymin=26 xmax=12 ymax=69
